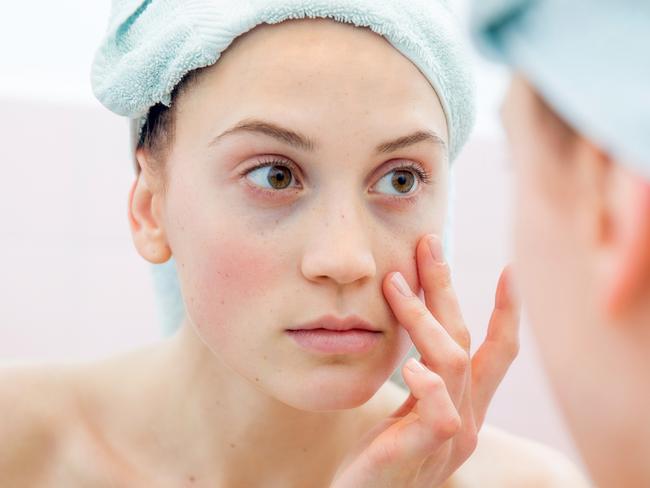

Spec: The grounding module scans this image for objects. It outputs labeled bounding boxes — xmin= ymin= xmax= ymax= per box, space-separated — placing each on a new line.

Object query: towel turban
xmin=472 ymin=0 xmax=650 ymax=178
xmin=91 ymin=0 xmax=476 ymax=161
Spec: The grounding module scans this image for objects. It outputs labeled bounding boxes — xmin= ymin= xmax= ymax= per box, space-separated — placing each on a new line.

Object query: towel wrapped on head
xmin=471 ymin=0 xmax=650 ymax=178
xmin=92 ymin=0 xmax=475 ymax=161
xmin=91 ymin=0 xmax=476 ymax=335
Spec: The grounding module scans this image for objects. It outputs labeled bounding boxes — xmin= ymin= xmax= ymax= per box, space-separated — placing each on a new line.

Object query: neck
xmin=144 ymin=322 xmax=383 ymax=486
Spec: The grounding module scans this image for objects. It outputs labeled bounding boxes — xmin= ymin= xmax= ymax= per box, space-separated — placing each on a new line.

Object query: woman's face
xmin=157 ymin=19 xmax=449 ymax=410
xmin=501 ymin=75 xmax=633 ymax=468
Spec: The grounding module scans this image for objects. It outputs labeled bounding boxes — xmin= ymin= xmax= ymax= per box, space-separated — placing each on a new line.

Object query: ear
xmin=599 ymin=161 xmax=650 ymax=317
xmin=128 ymin=148 xmax=172 ymax=264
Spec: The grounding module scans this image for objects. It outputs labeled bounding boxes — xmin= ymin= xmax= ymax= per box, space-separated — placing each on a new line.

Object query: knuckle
xmin=503 ymin=336 xmax=520 ymax=360
xmin=456 ymin=328 xmax=472 ymax=351
xmin=436 ymin=413 xmax=462 ymax=439
xmin=422 ymin=372 xmax=445 ymax=393
xmin=424 ymin=367 xmax=447 ymax=395
xmin=448 ymin=348 xmax=469 ymax=375
xmin=410 ymin=302 xmax=432 ymax=322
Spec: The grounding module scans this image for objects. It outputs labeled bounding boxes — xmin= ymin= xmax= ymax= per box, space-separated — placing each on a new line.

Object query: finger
xmin=417 ymin=234 xmax=471 ymax=352
xmin=397 ymin=358 xmax=461 ymax=457
xmin=470 ymin=266 xmax=521 ymax=428
xmin=383 ymin=272 xmax=469 ymax=404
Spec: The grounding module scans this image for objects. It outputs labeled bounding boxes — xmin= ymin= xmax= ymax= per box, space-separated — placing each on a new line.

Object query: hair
xmin=136 ymin=66 xmax=211 ymax=178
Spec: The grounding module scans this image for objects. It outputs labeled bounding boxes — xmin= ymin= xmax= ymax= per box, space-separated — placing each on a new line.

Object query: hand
xmin=331 ymin=234 xmax=521 ymax=488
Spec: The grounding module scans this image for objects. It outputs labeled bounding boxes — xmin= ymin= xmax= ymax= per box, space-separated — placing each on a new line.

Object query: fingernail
xmin=406 ymin=358 xmax=426 ymax=374
xmin=391 ymin=272 xmax=414 ymax=297
xmin=428 ymin=235 xmax=445 ymax=264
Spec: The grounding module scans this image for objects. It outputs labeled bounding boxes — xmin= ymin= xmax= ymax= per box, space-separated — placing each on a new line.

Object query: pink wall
xmin=0 ymin=97 xmax=582 ymax=468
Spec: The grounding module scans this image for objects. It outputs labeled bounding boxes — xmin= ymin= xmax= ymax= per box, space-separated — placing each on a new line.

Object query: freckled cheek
xmin=376 ymin=206 xmax=442 ymax=292
xmin=376 ymin=238 xmax=422 ymax=293
xmin=178 ymin=241 xmax=284 ymax=341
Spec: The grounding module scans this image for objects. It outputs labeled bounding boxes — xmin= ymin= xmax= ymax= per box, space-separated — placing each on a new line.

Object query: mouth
xmin=286 ymin=314 xmax=383 ymax=354
xmin=287 ymin=314 xmax=381 ymax=332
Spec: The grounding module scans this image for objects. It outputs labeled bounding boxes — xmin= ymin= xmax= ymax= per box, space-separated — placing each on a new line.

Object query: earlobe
xmin=128 ymin=165 xmax=172 ymax=265
xmin=602 ymin=167 xmax=650 ymax=317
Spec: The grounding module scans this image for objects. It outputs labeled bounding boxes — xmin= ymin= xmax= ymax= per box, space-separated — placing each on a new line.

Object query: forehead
xmin=175 ymin=19 xmax=449 ymax=149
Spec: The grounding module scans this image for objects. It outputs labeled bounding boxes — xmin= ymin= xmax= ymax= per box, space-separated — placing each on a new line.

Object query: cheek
xmin=512 ymin=159 xmax=583 ymax=331
xmin=178 ymin=238 xmax=282 ymax=343
xmin=512 ymin=154 xmax=557 ymax=322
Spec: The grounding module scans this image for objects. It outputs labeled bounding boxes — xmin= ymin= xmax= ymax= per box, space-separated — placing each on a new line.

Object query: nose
xmin=300 ymin=200 xmax=377 ymax=287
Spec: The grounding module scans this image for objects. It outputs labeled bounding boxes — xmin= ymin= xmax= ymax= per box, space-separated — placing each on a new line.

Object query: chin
xmin=276 ymin=364 xmax=392 ymax=411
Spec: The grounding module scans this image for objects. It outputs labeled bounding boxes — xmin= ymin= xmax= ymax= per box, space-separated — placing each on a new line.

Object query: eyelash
xmin=239 ymin=158 xmax=433 ymax=202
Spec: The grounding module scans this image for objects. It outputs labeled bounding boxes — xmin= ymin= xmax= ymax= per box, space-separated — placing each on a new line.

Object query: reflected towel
xmin=471 ymin=0 xmax=650 ymax=177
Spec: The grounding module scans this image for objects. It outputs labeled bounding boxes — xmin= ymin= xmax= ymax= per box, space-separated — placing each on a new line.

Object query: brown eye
xmin=246 ymin=163 xmax=296 ymax=190
xmin=390 ymin=170 xmax=415 ymax=193
xmin=267 ymin=165 xmax=292 ymax=189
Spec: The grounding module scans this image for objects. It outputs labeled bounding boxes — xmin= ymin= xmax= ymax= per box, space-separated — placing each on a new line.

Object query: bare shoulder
xmin=0 ymin=350 xmax=158 ymax=486
xmin=0 ymin=363 xmax=77 ymax=485
xmin=455 ymin=424 xmax=592 ymax=487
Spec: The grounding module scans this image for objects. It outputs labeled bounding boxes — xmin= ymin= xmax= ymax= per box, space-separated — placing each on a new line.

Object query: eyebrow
xmin=210 ymin=119 xmax=316 ymax=152
xmin=375 ymin=130 xmax=446 ymax=154
xmin=210 ymin=118 xmax=446 ymax=154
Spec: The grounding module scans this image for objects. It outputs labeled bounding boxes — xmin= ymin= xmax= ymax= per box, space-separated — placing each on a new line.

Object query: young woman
xmin=0 ymin=1 xmax=586 ymax=486
xmin=472 ymin=1 xmax=650 ymax=486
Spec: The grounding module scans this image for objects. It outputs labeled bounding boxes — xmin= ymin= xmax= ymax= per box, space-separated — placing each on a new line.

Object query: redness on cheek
xmin=183 ymin=239 xmax=282 ymax=339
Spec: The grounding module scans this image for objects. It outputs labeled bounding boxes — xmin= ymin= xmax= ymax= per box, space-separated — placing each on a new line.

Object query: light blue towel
xmin=471 ymin=0 xmax=650 ymax=179
xmin=91 ymin=0 xmax=475 ymax=335
xmin=92 ymin=0 xmax=475 ymax=161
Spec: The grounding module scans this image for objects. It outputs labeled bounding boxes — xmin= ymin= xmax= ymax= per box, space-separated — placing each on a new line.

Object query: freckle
xmin=230 ymin=443 xmax=236 ymax=449
xmin=301 ymin=447 xmax=308 ymax=453
xmin=254 ymin=377 xmax=260 ymax=382
xmin=263 ymin=355 xmax=268 ymax=360
xmin=188 ymin=475 xmax=196 ymax=483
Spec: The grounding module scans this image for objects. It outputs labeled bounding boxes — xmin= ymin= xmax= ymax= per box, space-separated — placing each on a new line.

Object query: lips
xmin=286 ymin=314 xmax=383 ymax=354
xmin=286 ymin=314 xmax=381 ymax=333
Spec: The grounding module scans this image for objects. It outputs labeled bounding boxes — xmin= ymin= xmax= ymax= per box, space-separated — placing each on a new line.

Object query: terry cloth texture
xmin=92 ymin=0 xmax=476 ymax=161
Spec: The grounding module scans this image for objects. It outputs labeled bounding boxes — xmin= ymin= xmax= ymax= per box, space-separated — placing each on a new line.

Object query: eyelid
xmin=238 ymin=156 xmax=432 ymax=201
xmin=240 ymin=156 xmax=302 ymax=179
xmin=390 ymin=160 xmax=431 ymax=182
xmin=369 ymin=160 xmax=432 ymax=194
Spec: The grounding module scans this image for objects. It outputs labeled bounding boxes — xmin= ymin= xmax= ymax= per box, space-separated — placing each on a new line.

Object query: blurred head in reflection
xmin=473 ymin=1 xmax=650 ymax=485
xmin=129 ymin=20 xmax=453 ymax=411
